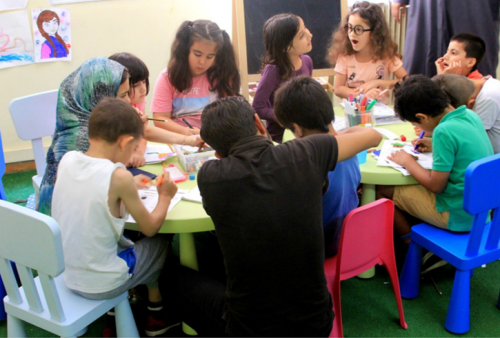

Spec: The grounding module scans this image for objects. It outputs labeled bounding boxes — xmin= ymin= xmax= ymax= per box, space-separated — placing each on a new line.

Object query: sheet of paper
xmin=32 ymin=8 xmax=72 ymax=63
xmin=0 ymin=11 xmax=35 ymax=69
xmin=376 ymin=140 xmax=433 ymax=175
xmin=144 ymin=144 xmax=175 ymax=164
xmin=48 ymin=0 xmax=106 ymax=4
xmin=0 ymin=1 xmax=28 ymax=11
xmin=126 ymin=188 xmax=189 ymax=223
xmin=182 ymin=186 xmax=202 ymax=204
xmin=332 ymin=117 xmax=346 ymax=131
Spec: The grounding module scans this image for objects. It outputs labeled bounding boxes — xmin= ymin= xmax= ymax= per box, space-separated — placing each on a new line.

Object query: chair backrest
xmin=463 ymin=153 xmax=500 ymax=257
xmin=9 ymin=90 xmax=58 ymax=178
xmin=0 ymin=129 xmax=6 ymax=200
xmin=0 ymin=200 xmax=66 ymax=321
xmin=336 ymin=198 xmax=394 ymax=278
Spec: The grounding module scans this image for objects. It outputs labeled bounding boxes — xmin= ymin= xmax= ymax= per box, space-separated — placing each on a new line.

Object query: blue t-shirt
xmin=322 ymin=156 xmax=361 ymax=257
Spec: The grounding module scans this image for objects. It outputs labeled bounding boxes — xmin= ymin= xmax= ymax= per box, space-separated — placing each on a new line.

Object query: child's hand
xmin=156 ymin=172 xmax=178 ymax=198
xmin=186 ymin=127 xmax=201 ymax=135
xmin=364 ymin=88 xmax=382 ymax=100
xmin=127 ymin=153 xmax=146 ymax=168
xmin=133 ymin=174 xmax=151 ymax=189
xmin=412 ymin=137 xmax=432 ymax=152
xmin=435 ymin=57 xmax=446 ymax=75
xmin=443 ymin=60 xmax=463 ymax=75
xmin=388 ymin=149 xmax=414 ymax=167
xmin=133 ymin=107 xmax=149 ymax=124
xmin=187 ymin=135 xmax=204 ymax=147
xmin=358 ymin=80 xmax=382 ymax=95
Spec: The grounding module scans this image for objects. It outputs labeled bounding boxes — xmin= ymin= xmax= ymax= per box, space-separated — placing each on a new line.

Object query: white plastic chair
xmin=9 ymin=90 xmax=58 ymax=207
xmin=0 ymin=200 xmax=139 ymax=338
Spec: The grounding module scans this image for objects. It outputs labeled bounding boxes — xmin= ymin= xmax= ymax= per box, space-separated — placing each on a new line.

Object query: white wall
xmin=0 ymin=0 xmax=231 ymax=163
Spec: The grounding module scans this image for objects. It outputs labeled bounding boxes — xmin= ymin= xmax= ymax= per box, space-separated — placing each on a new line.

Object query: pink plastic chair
xmin=324 ymin=198 xmax=408 ymax=337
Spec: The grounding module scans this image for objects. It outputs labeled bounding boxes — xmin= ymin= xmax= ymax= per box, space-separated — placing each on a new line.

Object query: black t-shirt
xmin=198 ymin=134 xmax=338 ymax=337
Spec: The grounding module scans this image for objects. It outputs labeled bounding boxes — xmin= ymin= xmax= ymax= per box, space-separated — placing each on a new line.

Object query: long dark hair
xmin=36 ymin=10 xmax=69 ymax=57
xmin=261 ymin=14 xmax=301 ymax=81
xmin=168 ymin=20 xmax=240 ymax=98
xmin=326 ymin=1 xmax=397 ymax=66
xmin=109 ymin=52 xmax=150 ymax=97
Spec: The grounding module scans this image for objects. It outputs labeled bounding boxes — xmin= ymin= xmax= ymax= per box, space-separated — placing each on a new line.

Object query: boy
xmin=170 ymin=97 xmax=381 ymax=336
xmin=435 ymin=33 xmax=486 ymax=79
xmin=377 ymin=76 xmax=493 ymax=246
xmin=432 ymin=74 xmax=500 ymax=154
xmin=52 ymin=98 xmax=179 ymax=337
xmin=274 ymin=76 xmax=361 ymax=257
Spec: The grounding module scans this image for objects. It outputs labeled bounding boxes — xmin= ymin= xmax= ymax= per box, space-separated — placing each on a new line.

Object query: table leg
xmin=179 ymin=233 xmax=199 ymax=335
xmin=357 ymin=183 xmax=376 ymax=279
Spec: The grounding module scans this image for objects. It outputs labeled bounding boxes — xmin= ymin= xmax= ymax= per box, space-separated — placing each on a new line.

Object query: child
xmin=435 ymin=33 xmax=486 ymax=79
xmin=432 ymin=74 xmax=500 ymax=154
xmin=109 ymin=52 xmax=204 ymax=168
xmin=274 ymin=76 xmax=361 ymax=257
xmin=150 ymin=20 xmax=240 ymax=135
xmin=328 ymin=1 xmax=407 ymax=104
xmin=377 ymin=75 xmax=493 ymax=246
xmin=252 ymin=13 xmax=313 ymax=143
xmin=52 ymin=98 xmax=180 ymax=337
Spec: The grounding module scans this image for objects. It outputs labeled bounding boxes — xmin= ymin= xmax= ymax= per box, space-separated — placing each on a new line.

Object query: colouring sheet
xmin=0 ymin=0 xmax=28 ymax=11
xmin=377 ymin=140 xmax=433 ymax=176
xmin=32 ymin=8 xmax=71 ymax=62
xmin=0 ymin=11 xmax=34 ymax=69
xmin=126 ymin=188 xmax=189 ymax=223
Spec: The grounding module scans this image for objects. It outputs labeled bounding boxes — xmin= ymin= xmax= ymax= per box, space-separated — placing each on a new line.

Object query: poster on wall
xmin=32 ymin=8 xmax=72 ymax=62
xmin=0 ymin=0 xmax=28 ymax=11
xmin=48 ymin=0 xmax=107 ymax=4
xmin=0 ymin=11 xmax=35 ymax=70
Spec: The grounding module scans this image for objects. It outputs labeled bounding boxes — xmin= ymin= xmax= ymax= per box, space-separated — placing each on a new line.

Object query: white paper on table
xmin=371 ymin=102 xmax=395 ymax=117
xmin=376 ymin=140 xmax=433 ymax=175
xmin=144 ymin=144 xmax=175 ymax=164
xmin=182 ymin=186 xmax=202 ymax=203
xmin=126 ymin=188 xmax=189 ymax=223
xmin=332 ymin=117 xmax=346 ymax=131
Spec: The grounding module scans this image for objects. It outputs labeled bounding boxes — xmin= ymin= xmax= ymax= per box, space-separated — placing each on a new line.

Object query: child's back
xmin=432 ymin=105 xmax=493 ymax=230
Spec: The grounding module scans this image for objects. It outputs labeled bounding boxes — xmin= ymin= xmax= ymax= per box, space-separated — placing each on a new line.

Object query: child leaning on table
xmin=376 ymin=75 xmax=493 ymax=244
xmin=51 ymin=98 xmax=180 ymax=336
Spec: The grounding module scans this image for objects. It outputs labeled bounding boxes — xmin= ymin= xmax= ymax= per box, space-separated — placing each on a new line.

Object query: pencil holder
xmin=345 ymin=110 xmax=374 ymax=128
xmin=174 ymin=144 xmax=217 ymax=173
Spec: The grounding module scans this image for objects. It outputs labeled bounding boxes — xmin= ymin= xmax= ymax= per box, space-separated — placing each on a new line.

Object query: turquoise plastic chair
xmin=0 ymin=200 xmax=139 ymax=337
xmin=399 ymin=153 xmax=500 ymax=334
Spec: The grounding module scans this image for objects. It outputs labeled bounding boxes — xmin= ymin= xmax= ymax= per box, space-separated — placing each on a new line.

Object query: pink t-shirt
xmin=132 ymin=101 xmax=146 ymax=112
xmin=150 ymin=69 xmax=218 ymax=129
xmin=334 ymin=54 xmax=403 ymax=104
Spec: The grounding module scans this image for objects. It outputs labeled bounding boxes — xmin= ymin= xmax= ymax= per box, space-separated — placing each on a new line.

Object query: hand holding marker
xmin=414 ymin=130 xmax=425 ymax=151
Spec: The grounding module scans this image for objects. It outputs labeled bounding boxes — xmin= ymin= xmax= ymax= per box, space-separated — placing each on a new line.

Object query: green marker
xmin=366 ymin=99 xmax=377 ymax=111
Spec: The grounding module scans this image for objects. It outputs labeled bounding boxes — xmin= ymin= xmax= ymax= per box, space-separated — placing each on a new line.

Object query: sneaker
xmin=102 ymin=314 xmax=117 ymax=338
xmin=421 ymin=252 xmax=448 ymax=274
xmin=145 ymin=313 xmax=181 ymax=337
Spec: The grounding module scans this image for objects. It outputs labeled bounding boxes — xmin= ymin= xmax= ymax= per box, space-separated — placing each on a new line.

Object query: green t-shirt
xmin=432 ymin=106 xmax=494 ymax=231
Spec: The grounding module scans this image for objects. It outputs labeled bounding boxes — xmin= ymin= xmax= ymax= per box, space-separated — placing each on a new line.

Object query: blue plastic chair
xmin=0 ymin=130 xmax=7 ymax=321
xmin=399 ymin=153 xmax=500 ymax=334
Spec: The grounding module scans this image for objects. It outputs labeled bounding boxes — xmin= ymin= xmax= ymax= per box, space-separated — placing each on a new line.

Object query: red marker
xmin=361 ymin=96 xmax=368 ymax=108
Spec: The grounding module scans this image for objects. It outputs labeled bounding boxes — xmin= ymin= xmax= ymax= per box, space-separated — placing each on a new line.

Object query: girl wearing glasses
xmin=327 ymin=1 xmax=407 ymax=103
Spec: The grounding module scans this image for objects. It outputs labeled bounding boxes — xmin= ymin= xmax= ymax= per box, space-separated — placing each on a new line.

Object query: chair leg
xmin=7 ymin=314 xmax=27 ymax=338
xmin=330 ymin=276 xmax=343 ymax=338
xmin=380 ymin=256 xmax=408 ymax=330
xmin=115 ymin=298 xmax=139 ymax=338
xmin=444 ymin=269 xmax=470 ymax=334
xmin=399 ymin=242 xmax=422 ymax=299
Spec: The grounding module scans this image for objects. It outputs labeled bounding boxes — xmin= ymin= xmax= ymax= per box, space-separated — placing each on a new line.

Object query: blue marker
xmin=414 ymin=131 xmax=425 ymax=150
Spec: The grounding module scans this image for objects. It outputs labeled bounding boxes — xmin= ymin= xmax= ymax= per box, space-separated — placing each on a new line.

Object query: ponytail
xmin=168 ymin=20 xmax=195 ymax=93
xmin=207 ymin=30 xmax=241 ymax=98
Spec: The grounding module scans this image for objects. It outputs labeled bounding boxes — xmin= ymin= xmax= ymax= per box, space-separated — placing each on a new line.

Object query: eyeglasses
xmin=344 ymin=24 xmax=372 ymax=36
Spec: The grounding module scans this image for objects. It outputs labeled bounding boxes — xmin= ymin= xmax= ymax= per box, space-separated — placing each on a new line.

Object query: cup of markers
xmin=344 ymin=94 xmax=376 ymax=128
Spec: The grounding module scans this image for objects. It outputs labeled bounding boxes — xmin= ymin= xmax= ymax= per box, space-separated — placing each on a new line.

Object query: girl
xmin=151 ymin=20 xmax=240 ymax=135
xmin=37 ymin=10 xmax=69 ymax=59
xmin=109 ymin=52 xmax=204 ymax=168
xmin=252 ymin=13 xmax=313 ymax=143
xmin=327 ymin=1 xmax=407 ymax=104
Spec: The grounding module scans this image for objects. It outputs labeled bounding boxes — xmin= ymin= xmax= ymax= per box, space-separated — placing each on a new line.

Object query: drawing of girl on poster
xmin=37 ymin=10 xmax=69 ymax=59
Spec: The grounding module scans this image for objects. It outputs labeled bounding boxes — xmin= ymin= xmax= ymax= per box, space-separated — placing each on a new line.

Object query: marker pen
xmin=414 ymin=130 xmax=425 ymax=150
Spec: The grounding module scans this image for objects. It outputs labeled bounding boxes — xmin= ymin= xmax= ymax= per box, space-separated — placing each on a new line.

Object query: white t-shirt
xmin=52 ymin=151 xmax=132 ymax=293
xmin=473 ymin=76 xmax=500 ymax=154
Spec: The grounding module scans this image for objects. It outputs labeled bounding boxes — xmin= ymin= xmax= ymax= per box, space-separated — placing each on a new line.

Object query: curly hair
xmin=326 ymin=1 xmax=398 ymax=66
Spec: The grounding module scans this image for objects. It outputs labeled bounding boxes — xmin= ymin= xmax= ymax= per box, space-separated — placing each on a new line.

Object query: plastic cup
xmin=356 ymin=149 xmax=367 ymax=164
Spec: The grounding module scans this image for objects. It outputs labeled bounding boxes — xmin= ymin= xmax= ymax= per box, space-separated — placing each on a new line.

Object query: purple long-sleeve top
xmin=252 ymin=55 xmax=313 ymax=143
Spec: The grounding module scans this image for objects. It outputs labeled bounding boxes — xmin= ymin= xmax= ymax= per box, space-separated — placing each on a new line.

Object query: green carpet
xmin=1 ymin=170 xmax=499 ymax=337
